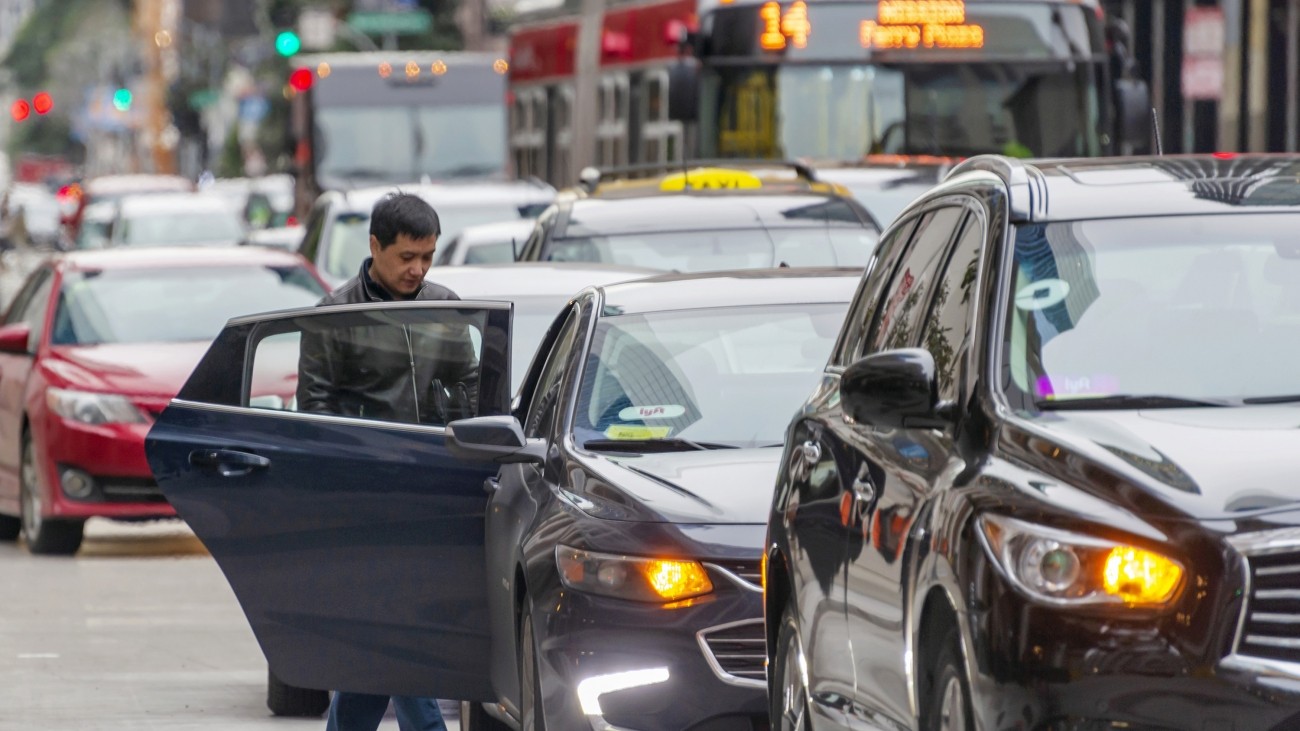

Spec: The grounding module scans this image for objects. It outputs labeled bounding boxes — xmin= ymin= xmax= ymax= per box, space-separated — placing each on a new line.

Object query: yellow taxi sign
xmin=659 ymin=167 xmax=765 ymax=192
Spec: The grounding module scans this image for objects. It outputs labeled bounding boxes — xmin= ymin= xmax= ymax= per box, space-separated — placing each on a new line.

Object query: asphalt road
xmin=0 ymin=519 xmax=459 ymax=731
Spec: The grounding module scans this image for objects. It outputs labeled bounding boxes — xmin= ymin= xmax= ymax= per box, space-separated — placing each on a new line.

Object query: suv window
xmin=524 ymin=307 xmax=581 ymax=438
xmin=920 ymin=212 xmax=984 ymax=402
xmin=868 ymin=206 xmax=966 ymax=353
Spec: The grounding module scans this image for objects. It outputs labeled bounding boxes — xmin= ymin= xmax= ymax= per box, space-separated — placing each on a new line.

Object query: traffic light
xmin=10 ymin=99 xmax=29 ymax=122
xmin=112 ymin=88 xmax=133 ymax=111
xmin=32 ymin=92 xmax=52 ymax=115
xmin=275 ymin=30 xmax=301 ymax=57
xmin=288 ymin=67 xmax=314 ymax=92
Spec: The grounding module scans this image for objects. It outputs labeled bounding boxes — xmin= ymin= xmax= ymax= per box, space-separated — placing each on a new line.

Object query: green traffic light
xmin=275 ymin=30 xmax=301 ymax=57
xmin=112 ymin=88 xmax=132 ymax=111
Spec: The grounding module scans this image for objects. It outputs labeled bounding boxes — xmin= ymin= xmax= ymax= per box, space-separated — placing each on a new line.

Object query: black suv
xmin=765 ymin=154 xmax=1300 ymax=730
xmin=516 ymin=161 xmax=880 ymax=271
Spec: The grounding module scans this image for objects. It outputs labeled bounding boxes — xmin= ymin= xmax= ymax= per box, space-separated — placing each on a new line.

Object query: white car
xmin=108 ymin=193 xmax=247 ymax=248
xmin=432 ymin=219 xmax=535 ymax=266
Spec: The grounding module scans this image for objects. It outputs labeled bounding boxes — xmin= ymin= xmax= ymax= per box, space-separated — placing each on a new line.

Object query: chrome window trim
xmin=695 ymin=618 xmax=767 ymax=689
xmin=167 ymin=398 xmax=449 ymax=436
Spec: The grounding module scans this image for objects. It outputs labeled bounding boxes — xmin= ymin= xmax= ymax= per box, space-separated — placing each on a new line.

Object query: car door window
xmin=919 ymin=212 xmax=985 ymax=402
xmin=5 ymin=266 xmax=51 ymax=326
xmin=867 ymin=206 xmax=965 ymax=353
xmin=297 ymin=201 xmax=329 ymax=262
xmin=245 ymin=306 xmax=507 ymax=427
xmin=8 ymin=268 xmax=53 ymax=351
xmin=524 ymin=307 xmax=581 ymax=438
xmin=834 ymin=217 xmax=920 ymax=366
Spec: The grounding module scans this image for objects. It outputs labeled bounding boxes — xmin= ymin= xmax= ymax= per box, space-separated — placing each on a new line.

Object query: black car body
xmin=764 ymin=154 xmax=1300 ymax=730
xmin=145 ymin=268 xmax=858 ymax=731
xmin=517 ymin=163 xmax=880 ymax=272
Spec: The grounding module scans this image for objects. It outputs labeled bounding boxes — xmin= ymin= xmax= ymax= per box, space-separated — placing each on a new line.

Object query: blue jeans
xmin=325 ymin=692 xmax=447 ymax=731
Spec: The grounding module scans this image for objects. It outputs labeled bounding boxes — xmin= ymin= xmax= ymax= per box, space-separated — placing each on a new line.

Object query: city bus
xmin=287 ymin=51 xmax=512 ymax=214
xmin=507 ymin=0 xmax=1150 ymax=185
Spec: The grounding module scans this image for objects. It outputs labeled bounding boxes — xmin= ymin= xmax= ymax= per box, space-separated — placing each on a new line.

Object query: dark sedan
xmin=145 ymin=268 xmax=858 ymax=730
xmin=765 ymin=154 xmax=1300 ymax=730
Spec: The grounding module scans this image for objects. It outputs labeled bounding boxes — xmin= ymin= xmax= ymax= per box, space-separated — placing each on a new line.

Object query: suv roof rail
xmin=946 ymin=154 xmax=1048 ymax=220
xmin=945 ymin=154 xmax=1031 ymax=186
xmin=578 ymin=159 xmax=818 ymax=191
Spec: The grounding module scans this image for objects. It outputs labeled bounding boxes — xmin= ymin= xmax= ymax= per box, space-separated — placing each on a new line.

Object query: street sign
xmin=1182 ymin=7 xmax=1224 ymax=101
xmin=347 ymin=9 xmax=433 ymax=35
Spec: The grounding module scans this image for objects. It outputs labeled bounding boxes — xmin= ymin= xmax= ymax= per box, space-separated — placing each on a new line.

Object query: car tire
xmin=20 ymin=431 xmax=83 ymax=555
xmin=459 ymin=700 xmax=512 ymax=731
xmin=267 ymin=668 xmax=330 ymax=717
xmin=770 ymin=604 xmax=813 ymax=731
xmin=519 ymin=601 xmax=546 ymax=731
xmin=0 ymin=512 xmax=19 ymax=541
xmin=920 ymin=627 xmax=973 ymax=731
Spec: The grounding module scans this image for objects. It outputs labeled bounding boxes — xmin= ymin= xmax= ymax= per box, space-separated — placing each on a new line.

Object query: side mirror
xmin=668 ymin=60 xmax=700 ymax=123
xmin=0 ymin=322 xmax=32 ymax=354
xmin=1115 ymin=78 xmax=1152 ymax=155
xmin=839 ymin=348 xmax=946 ymax=429
xmin=447 ymin=415 xmax=546 ymax=464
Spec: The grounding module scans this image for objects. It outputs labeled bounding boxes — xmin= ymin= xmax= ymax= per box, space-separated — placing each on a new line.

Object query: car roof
xmin=556 ymin=194 xmax=871 ymax=237
xmin=427 ymin=262 xmax=659 ymax=298
xmin=85 ymin=174 xmax=192 ymax=196
xmin=449 ymin=219 xmax=537 ymax=244
xmin=335 ymin=181 xmax=555 ymax=214
xmin=54 ymin=246 xmax=308 ymax=272
xmin=944 ymin=154 xmax=1300 ymax=222
xmin=597 ymin=267 xmax=861 ymax=315
xmin=116 ymin=192 xmax=238 ymax=215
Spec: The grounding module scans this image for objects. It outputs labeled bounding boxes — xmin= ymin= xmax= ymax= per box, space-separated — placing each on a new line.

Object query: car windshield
xmin=573 ymin=303 xmax=848 ymax=448
xmin=1003 ymin=214 xmax=1300 ymax=408
xmin=51 ymin=266 xmax=325 ymax=345
xmin=324 ymin=205 xmax=525 ymax=281
xmin=119 ymin=211 xmax=245 ymax=247
xmin=545 ymin=228 xmax=876 ymax=271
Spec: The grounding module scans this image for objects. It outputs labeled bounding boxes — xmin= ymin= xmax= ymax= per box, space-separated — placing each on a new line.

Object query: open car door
xmin=145 ymin=300 xmax=511 ymax=701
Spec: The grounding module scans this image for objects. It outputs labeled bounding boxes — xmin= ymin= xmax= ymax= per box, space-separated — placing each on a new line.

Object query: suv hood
xmin=571 ymin=447 xmax=783 ymax=524
xmin=1015 ymin=405 xmax=1300 ymax=520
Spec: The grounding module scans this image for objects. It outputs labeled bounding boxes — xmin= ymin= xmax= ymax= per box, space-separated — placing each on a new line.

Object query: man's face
xmin=369 ymin=232 xmax=437 ymax=297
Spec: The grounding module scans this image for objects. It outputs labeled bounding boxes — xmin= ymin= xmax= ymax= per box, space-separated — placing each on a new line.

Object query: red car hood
xmin=46 ymin=342 xmax=211 ymax=398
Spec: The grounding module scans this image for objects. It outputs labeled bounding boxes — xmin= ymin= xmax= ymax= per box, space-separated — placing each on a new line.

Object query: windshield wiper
xmin=1242 ymin=394 xmax=1300 ymax=405
xmin=583 ymin=438 xmax=739 ymax=453
xmin=1036 ymin=394 xmax=1231 ymax=411
xmin=428 ymin=164 xmax=501 ymax=179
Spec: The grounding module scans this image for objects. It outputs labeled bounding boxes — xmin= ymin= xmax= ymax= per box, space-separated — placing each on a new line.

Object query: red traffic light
xmin=288 ymin=67 xmax=314 ymax=92
xmin=32 ymin=92 xmax=52 ymax=115
xmin=10 ymin=99 xmax=30 ymax=122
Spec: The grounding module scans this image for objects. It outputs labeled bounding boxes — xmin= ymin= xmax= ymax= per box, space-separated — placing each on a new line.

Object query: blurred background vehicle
xmin=811 ymin=156 xmax=958 ymax=227
xmin=432 ymin=219 xmax=535 ymax=266
xmin=297 ymin=180 xmax=555 ymax=286
xmin=71 ymin=201 xmax=116 ymax=251
xmin=241 ymin=224 xmax=305 ymax=253
xmin=106 ymin=193 xmax=247 ymax=248
xmin=61 ymin=174 xmax=194 ymax=243
xmin=3 ymin=182 xmax=61 ymax=250
xmin=206 ymin=174 xmax=297 ymax=230
xmin=0 ymin=247 xmax=327 ymax=555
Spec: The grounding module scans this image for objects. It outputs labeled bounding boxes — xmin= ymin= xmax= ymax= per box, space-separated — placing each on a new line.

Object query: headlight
xmin=46 ymin=388 xmax=147 ymax=425
xmin=557 ymin=545 xmax=713 ymax=603
xmin=977 ymin=514 xmax=1184 ymax=608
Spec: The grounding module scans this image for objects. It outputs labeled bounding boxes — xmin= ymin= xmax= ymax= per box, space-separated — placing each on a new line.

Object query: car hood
xmin=570 ymin=447 xmax=783 ymax=524
xmin=45 ymin=342 xmax=211 ymax=397
xmin=1012 ymin=405 xmax=1300 ymax=521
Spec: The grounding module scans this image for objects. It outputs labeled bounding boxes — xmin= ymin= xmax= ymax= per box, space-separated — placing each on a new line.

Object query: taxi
xmin=765 ymin=154 xmax=1300 ymax=730
xmin=516 ymin=162 xmax=880 ymax=270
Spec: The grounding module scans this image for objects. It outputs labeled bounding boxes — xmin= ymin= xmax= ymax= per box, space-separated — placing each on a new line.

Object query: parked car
xmin=108 ymin=193 xmax=246 ymax=248
xmin=0 ymin=247 xmax=327 ymax=554
xmin=145 ymin=268 xmax=859 ymax=729
xmin=297 ymin=181 xmax=555 ymax=286
xmin=62 ymin=173 xmax=193 ymax=241
xmin=433 ymin=219 xmax=536 ymax=266
xmin=518 ymin=162 xmax=880 ymax=271
xmin=765 ymin=154 xmax=1300 ymax=731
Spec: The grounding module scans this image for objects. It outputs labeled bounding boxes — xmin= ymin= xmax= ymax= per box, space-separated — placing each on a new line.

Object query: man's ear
xmin=369 ymin=234 xmax=381 ymax=258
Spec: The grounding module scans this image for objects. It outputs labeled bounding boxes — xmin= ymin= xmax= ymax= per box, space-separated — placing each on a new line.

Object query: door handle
xmin=851 ymin=465 xmax=875 ymax=504
xmin=188 ymin=449 xmax=270 ymax=477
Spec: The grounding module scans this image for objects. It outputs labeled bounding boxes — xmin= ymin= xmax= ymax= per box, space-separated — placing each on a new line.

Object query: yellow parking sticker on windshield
xmin=659 ymin=168 xmax=764 ymax=191
xmin=604 ymin=425 xmax=673 ymax=440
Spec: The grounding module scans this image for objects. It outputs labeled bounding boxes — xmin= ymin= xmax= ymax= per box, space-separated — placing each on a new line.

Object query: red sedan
xmin=0 ymin=247 xmax=327 ymax=554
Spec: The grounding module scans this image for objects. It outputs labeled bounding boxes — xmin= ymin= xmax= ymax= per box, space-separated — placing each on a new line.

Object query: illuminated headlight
xmin=978 ymin=514 xmax=1184 ymax=607
xmin=557 ymin=545 xmax=713 ymax=603
xmin=46 ymin=388 xmax=146 ymax=425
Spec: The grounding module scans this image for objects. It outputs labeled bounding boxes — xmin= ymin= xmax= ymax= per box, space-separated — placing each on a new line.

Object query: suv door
xmin=145 ymin=300 xmax=512 ymax=701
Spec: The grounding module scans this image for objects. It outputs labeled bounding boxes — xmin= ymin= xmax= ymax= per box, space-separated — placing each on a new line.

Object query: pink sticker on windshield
xmin=1036 ymin=375 xmax=1120 ymax=399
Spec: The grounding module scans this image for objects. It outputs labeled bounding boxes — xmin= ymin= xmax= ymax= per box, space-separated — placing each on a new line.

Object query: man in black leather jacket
xmin=296 ymin=192 xmax=467 ymax=731
xmin=297 ymin=192 xmax=478 ymax=426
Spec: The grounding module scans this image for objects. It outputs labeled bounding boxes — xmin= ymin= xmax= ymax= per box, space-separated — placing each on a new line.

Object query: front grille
xmin=698 ymin=619 xmax=766 ymax=687
xmin=1240 ymin=552 xmax=1300 ymax=662
xmin=101 ymin=478 xmax=167 ymax=503
xmin=710 ymin=560 xmax=762 ymax=589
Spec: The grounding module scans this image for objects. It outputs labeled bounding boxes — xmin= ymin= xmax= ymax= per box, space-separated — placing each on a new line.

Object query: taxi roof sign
xmin=659 ymin=168 xmax=765 ymax=191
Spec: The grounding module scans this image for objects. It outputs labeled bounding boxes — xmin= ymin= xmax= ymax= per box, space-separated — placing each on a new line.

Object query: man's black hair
xmin=370 ymin=192 xmax=441 ymax=248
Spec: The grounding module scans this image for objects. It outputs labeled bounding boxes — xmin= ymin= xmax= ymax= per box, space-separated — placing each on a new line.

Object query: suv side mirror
xmin=446 ymin=415 xmax=546 ymax=464
xmin=840 ymin=349 xmax=946 ymax=429
xmin=0 ymin=322 xmax=32 ymax=354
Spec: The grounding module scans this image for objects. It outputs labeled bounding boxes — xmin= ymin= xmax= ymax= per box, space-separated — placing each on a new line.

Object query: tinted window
xmin=834 ymin=217 xmax=919 ymax=365
xmin=921 ymin=214 xmax=984 ymax=402
xmin=525 ymin=307 xmax=581 ymax=438
xmin=868 ymin=206 xmax=965 ymax=352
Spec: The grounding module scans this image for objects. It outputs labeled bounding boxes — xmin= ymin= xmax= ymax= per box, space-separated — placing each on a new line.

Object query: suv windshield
xmin=546 ymin=228 xmax=876 ymax=271
xmin=1003 ymin=215 xmax=1300 ymax=408
xmin=574 ymin=303 xmax=848 ymax=448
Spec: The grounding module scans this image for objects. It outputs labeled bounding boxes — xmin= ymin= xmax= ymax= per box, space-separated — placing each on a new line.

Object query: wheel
xmin=267 ymin=668 xmax=330 ymax=716
xmin=20 ymin=432 xmax=83 ymax=555
xmin=519 ymin=602 xmax=546 ymax=731
xmin=459 ymin=700 xmax=512 ymax=731
xmin=770 ymin=605 xmax=813 ymax=731
xmin=920 ymin=627 xmax=973 ymax=731
xmin=0 ymin=512 xmax=18 ymax=541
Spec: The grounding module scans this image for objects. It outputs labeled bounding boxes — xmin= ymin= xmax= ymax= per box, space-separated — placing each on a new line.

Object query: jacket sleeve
xmin=296 ymin=325 xmax=340 ymax=414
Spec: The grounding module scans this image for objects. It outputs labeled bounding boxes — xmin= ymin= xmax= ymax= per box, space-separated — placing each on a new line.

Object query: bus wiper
xmin=1036 ymin=394 xmax=1231 ymax=410
xmin=1242 ymin=394 xmax=1300 ymax=405
xmin=583 ymin=438 xmax=739 ymax=452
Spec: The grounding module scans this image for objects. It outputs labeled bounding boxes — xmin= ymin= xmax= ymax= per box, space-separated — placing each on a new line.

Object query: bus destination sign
xmin=760 ymin=0 xmax=985 ymax=53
